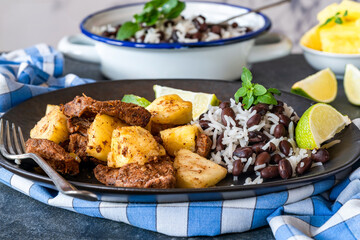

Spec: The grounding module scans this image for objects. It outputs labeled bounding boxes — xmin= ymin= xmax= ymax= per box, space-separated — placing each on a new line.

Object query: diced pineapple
xmin=86 ymin=113 xmax=127 ymax=162
xmin=174 ymin=149 xmax=227 ymax=188
xmin=30 ymin=107 xmax=69 ymax=144
xmin=108 ymin=126 xmax=166 ymax=168
xmin=300 ymin=25 xmax=322 ymax=51
xmin=146 ymin=94 xmax=192 ymax=125
xmin=160 ymin=125 xmax=198 ymax=156
xmin=317 ymin=0 xmax=360 ymax=23
xmin=45 ymin=104 xmax=59 ymax=115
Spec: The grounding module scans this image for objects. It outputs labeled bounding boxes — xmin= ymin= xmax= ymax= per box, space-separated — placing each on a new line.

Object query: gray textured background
xmin=0 ymin=0 xmax=353 ymax=52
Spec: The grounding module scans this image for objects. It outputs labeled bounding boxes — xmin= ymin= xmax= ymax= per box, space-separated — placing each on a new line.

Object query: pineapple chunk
xmin=108 ymin=126 xmax=166 ymax=168
xmin=146 ymin=94 xmax=192 ymax=125
xmin=160 ymin=125 xmax=198 ymax=156
xmin=30 ymin=107 xmax=69 ymax=144
xmin=86 ymin=113 xmax=126 ymax=162
xmin=317 ymin=0 xmax=360 ymax=23
xmin=45 ymin=104 xmax=59 ymax=115
xmin=300 ymin=25 xmax=322 ymax=51
xmin=174 ymin=149 xmax=227 ymax=188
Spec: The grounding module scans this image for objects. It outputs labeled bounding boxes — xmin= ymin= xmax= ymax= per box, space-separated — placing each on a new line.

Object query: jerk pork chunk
xmin=25 ymin=138 xmax=80 ymax=175
xmin=62 ymin=95 xmax=151 ymax=127
xmin=93 ymin=156 xmax=176 ymax=188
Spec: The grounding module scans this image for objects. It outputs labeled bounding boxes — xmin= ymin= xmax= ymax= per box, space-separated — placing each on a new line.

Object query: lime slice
xmin=121 ymin=94 xmax=151 ymax=107
xmin=295 ymin=103 xmax=351 ymax=149
xmin=153 ymin=85 xmax=220 ymax=120
xmin=291 ymin=68 xmax=337 ymax=103
xmin=344 ymin=64 xmax=360 ymax=105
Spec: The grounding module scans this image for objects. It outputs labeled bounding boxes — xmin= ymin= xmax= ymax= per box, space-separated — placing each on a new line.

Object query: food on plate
xmin=92 ymin=0 xmax=252 ymax=43
xmin=108 ymin=126 xmax=166 ymax=168
xmin=94 ymin=155 xmax=176 ymax=188
xmin=153 ymin=84 xmax=220 ymax=119
xmin=290 ymin=68 xmax=337 ymax=103
xmin=146 ymin=94 xmax=193 ymax=125
xmin=25 ymin=138 xmax=80 ymax=175
xmin=86 ymin=113 xmax=127 ymax=162
xmin=344 ymin=64 xmax=360 ymax=105
xmin=174 ymin=149 xmax=227 ymax=188
xmin=25 ymin=68 xmax=350 ymax=188
xmin=300 ymin=0 xmax=360 ymax=54
xmin=121 ymin=94 xmax=151 ymax=108
xmin=30 ymin=106 xmax=69 ymax=144
xmin=295 ymin=103 xmax=351 ymax=149
xmin=160 ymin=125 xmax=199 ymax=156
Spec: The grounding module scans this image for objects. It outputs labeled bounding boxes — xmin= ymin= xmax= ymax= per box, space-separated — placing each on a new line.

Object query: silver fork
xmin=0 ymin=119 xmax=98 ymax=201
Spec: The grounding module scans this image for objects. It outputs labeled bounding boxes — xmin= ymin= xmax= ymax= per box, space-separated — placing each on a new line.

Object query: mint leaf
xmin=247 ymin=90 xmax=253 ymax=99
xmin=320 ymin=17 xmax=334 ymax=27
xmin=241 ymin=67 xmax=252 ymax=84
xmin=344 ymin=10 xmax=348 ymax=17
xmin=253 ymin=84 xmax=267 ymax=96
xmin=165 ymin=1 xmax=185 ymax=19
xmin=161 ymin=0 xmax=178 ymax=14
xmin=267 ymin=88 xmax=281 ymax=95
xmin=122 ymin=94 xmax=151 ymax=107
xmin=116 ymin=22 xmax=140 ymax=40
xmin=335 ymin=17 xmax=343 ymax=24
xmin=234 ymin=87 xmax=247 ymax=102
xmin=257 ymin=92 xmax=277 ymax=105
xmin=243 ymin=96 xmax=254 ymax=110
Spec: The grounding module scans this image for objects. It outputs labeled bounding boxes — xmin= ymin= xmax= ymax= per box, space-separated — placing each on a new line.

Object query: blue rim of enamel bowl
xmin=80 ymin=1 xmax=272 ymax=49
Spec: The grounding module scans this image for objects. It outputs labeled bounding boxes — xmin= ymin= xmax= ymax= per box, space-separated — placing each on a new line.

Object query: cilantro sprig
xmin=234 ymin=67 xmax=281 ymax=109
xmin=116 ymin=0 xmax=186 ymax=40
xmin=320 ymin=10 xmax=348 ymax=28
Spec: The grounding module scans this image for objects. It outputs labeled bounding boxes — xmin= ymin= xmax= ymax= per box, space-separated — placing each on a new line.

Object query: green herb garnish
xmin=116 ymin=0 xmax=186 ymax=40
xmin=121 ymin=94 xmax=151 ymax=107
xmin=320 ymin=10 xmax=348 ymax=28
xmin=234 ymin=67 xmax=281 ymax=109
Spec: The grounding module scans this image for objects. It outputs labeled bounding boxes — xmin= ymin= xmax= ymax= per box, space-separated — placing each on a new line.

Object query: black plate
xmin=1 ymin=80 xmax=360 ymax=203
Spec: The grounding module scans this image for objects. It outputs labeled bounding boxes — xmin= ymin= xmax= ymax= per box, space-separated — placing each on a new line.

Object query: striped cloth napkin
xmin=1 ymin=44 xmax=360 ymax=239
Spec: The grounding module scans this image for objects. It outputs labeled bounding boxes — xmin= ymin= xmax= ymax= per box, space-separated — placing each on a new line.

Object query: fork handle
xmin=30 ymin=153 xmax=98 ymax=201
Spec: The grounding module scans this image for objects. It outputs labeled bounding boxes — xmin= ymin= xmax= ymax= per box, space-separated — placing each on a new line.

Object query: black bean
xmin=191 ymin=32 xmax=202 ymax=41
xmin=271 ymin=154 xmax=282 ymax=164
xmin=296 ymin=157 xmax=313 ymax=175
xmin=311 ymin=149 xmax=330 ymax=163
xmin=232 ymin=160 xmax=244 ymax=176
xmin=216 ymin=133 xmax=225 ymax=152
xmin=261 ymin=166 xmax=279 ymax=179
xmin=255 ymin=152 xmax=271 ymax=167
xmin=158 ymin=31 xmax=165 ymax=40
xmin=279 ymin=140 xmax=291 ymax=156
xmin=171 ymin=30 xmax=179 ymax=42
xmin=231 ymin=22 xmax=238 ymax=28
xmin=276 ymin=101 xmax=284 ymax=107
xmin=252 ymin=103 xmax=269 ymax=116
xmin=211 ymin=25 xmax=222 ymax=35
xmin=251 ymin=142 xmax=265 ymax=154
xmin=221 ymin=107 xmax=236 ymax=126
xmin=219 ymin=101 xmax=230 ymax=109
xmin=267 ymin=142 xmax=276 ymax=154
xmin=199 ymin=120 xmax=210 ymax=130
xmin=272 ymin=106 xmax=284 ymax=114
xmin=192 ymin=18 xmax=207 ymax=32
xmin=233 ymin=147 xmax=253 ymax=159
xmin=248 ymin=131 xmax=269 ymax=143
xmin=247 ymin=113 xmax=262 ymax=128
xmin=274 ymin=124 xmax=287 ymax=138
xmin=278 ymin=114 xmax=291 ymax=128
xmin=279 ymin=159 xmax=292 ymax=179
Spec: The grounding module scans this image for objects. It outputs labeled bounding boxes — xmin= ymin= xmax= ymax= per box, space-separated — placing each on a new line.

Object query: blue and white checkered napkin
xmin=1 ymin=45 xmax=360 ymax=239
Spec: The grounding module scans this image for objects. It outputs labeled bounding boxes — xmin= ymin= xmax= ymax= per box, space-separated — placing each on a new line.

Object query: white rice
xmin=196 ymin=98 xmax=320 ymax=185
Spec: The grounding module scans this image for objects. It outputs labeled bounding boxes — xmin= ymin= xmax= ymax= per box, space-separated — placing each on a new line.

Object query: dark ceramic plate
xmin=1 ymin=80 xmax=360 ymax=203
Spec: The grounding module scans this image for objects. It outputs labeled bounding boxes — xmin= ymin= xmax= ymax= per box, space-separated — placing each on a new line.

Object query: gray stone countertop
xmin=0 ymin=54 xmax=358 ymax=239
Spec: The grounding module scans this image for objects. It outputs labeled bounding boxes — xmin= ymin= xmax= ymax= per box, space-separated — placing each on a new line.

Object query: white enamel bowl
xmin=301 ymin=44 xmax=360 ymax=78
xmin=58 ymin=2 xmax=292 ymax=80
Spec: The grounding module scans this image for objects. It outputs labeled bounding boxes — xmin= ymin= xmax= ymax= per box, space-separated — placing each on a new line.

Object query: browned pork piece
xmin=25 ymin=138 xmax=80 ymax=175
xmin=68 ymin=133 xmax=88 ymax=160
xmin=93 ymin=156 xmax=176 ymax=188
xmin=196 ymin=133 xmax=212 ymax=158
xmin=67 ymin=117 xmax=94 ymax=136
xmin=62 ymin=95 xmax=151 ymax=127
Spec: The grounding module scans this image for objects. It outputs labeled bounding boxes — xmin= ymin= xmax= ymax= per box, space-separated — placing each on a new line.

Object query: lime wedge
xmin=344 ymin=64 xmax=360 ymax=105
xmin=295 ymin=103 xmax=351 ymax=149
xmin=291 ymin=68 xmax=337 ymax=103
xmin=121 ymin=94 xmax=151 ymax=107
xmin=153 ymin=85 xmax=220 ymax=120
